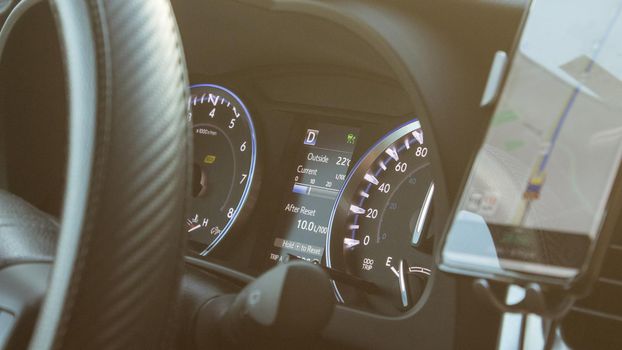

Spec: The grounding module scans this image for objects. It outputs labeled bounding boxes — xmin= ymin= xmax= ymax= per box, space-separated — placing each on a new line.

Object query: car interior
xmin=1 ymin=0 xmax=621 ymax=349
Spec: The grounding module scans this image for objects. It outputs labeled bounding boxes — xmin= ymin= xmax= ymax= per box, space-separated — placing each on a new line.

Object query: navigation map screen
xmin=267 ymin=122 xmax=359 ymax=264
xmin=442 ymin=0 xmax=622 ymax=279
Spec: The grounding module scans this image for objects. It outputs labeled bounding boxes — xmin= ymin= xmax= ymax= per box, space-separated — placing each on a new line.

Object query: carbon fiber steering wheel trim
xmin=28 ymin=0 xmax=190 ymax=348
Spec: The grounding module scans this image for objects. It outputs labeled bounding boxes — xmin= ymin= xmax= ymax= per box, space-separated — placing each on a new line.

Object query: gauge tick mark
xmin=349 ymin=204 xmax=366 ymax=214
xmin=385 ymin=147 xmax=399 ymax=161
xmin=344 ymin=238 xmax=360 ymax=248
xmin=364 ymin=173 xmax=379 ymax=185
xmin=412 ymin=130 xmax=424 ymax=144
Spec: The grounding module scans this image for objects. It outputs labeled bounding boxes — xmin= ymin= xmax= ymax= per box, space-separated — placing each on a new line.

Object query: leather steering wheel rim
xmin=1 ymin=0 xmax=190 ymax=348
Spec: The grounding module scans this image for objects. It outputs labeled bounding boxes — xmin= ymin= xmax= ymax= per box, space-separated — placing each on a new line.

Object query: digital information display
xmin=268 ymin=122 xmax=359 ymax=264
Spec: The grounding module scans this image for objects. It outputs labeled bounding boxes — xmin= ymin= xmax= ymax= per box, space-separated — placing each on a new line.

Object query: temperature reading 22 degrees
xmin=186 ymin=84 xmax=258 ymax=255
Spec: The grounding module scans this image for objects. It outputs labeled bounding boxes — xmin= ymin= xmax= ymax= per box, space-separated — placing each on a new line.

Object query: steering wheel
xmin=0 ymin=0 xmax=189 ymax=348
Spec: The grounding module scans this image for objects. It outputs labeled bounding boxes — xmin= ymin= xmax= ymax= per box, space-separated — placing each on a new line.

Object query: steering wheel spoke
xmin=0 ymin=264 xmax=50 ymax=349
xmin=0 ymin=190 xmax=57 ymax=350
xmin=0 ymin=0 xmax=190 ymax=349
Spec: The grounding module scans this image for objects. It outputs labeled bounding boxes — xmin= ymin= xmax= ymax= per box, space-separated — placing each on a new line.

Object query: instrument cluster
xmin=187 ymin=82 xmax=438 ymax=315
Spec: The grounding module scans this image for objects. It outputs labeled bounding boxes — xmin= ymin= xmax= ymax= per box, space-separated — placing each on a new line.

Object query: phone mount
xmin=472 ymin=279 xmax=575 ymax=319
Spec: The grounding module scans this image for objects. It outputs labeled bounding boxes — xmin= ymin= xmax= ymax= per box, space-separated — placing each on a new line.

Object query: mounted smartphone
xmin=439 ymin=0 xmax=622 ymax=293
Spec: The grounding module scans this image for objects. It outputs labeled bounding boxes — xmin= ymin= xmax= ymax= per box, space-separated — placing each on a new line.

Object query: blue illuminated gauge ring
xmin=326 ymin=118 xmax=433 ymax=313
xmin=187 ymin=84 xmax=258 ymax=256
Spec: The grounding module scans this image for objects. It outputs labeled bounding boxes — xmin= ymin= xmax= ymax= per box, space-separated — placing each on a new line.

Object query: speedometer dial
xmin=186 ymin=84 xmax=259 ymax=255
xmin=326 ymin=119 xmax=434 ymax=315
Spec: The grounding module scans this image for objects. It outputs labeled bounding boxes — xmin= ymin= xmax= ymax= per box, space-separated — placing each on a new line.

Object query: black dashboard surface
xmin=171 ymin=0 xmax=526 ymax=349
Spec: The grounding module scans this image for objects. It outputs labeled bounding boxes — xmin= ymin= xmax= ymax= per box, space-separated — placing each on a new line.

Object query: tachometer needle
xmin=398 ymin=259 xmax=410 ymax=309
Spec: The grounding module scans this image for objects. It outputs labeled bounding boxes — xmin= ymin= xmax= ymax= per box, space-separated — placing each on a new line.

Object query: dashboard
xmin=168 ymin=0 xmax=526 ymax=349
xmin=186 ymin=79 xmax=434 ymax=315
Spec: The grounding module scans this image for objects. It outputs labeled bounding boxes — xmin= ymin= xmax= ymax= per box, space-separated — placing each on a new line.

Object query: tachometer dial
xmin=186 ymin=84 xmax=258 ymax=255
xmin=326 ymin=119 xmax=434 ymax=315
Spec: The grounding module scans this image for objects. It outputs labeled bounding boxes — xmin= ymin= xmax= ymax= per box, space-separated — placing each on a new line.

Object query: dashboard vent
xmin=561 ymin=223 xmax=622 ymax=349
